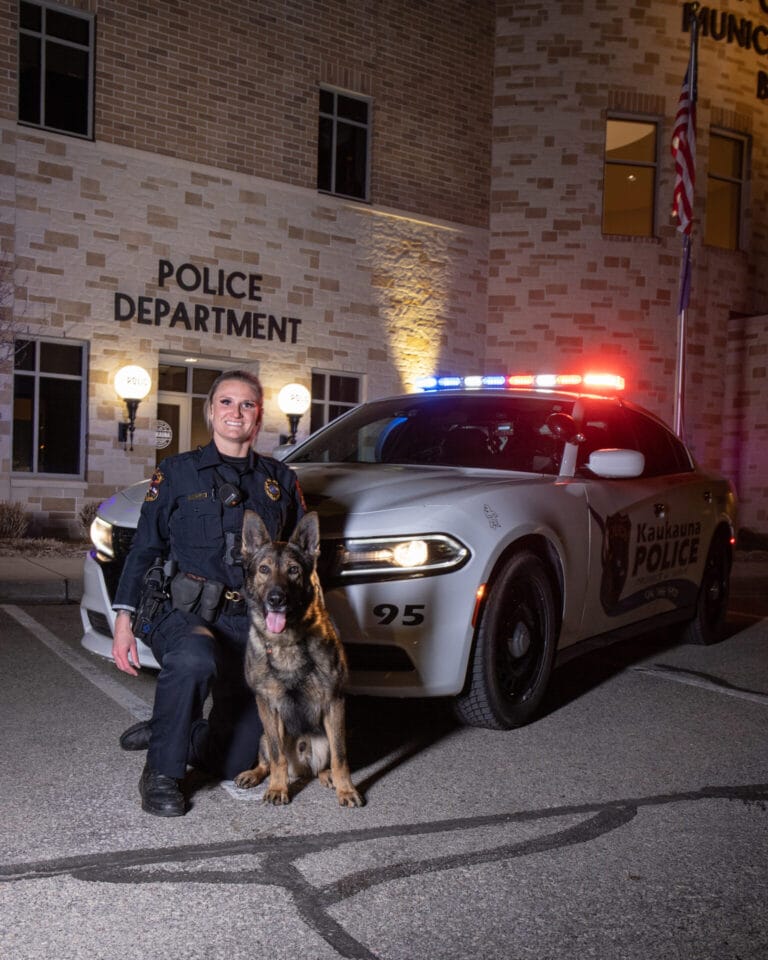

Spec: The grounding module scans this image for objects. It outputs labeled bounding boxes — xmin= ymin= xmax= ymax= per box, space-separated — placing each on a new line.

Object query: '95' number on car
xmin=373 ymin=603 xmax=426 ymax=626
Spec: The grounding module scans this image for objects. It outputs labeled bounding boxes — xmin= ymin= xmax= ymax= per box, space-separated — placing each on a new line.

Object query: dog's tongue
xmin=266 ymin=611 xmax=287 ymax=634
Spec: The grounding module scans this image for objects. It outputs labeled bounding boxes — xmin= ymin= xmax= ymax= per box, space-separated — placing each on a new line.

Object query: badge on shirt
xmin=264 ymin=478 xmax=281 ymax=502
xmin=145 ymin=469 xmax=164 ymax=502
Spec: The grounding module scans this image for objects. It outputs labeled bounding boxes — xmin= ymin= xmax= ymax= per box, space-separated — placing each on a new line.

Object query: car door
xmin=573 ymin=399 xmax=717 ymax=638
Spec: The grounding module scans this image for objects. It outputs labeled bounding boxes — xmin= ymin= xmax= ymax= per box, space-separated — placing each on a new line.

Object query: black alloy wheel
xmin=454 ymin=551 xmax=558 ymax=730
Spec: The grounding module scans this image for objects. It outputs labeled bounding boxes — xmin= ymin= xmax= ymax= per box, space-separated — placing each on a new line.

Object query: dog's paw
xmin=337 ymin=787 xmax=365 ymax=808
xmin=233 ymin=767 xmax=267 ymax=789
xmin=317 ymin=769 xmax=334 ymax=789
xmin=263 ymin=786 xmax=291 ymax=805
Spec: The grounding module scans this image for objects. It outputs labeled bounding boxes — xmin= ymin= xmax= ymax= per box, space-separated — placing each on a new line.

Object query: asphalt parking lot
xmin=0 ymin=565 xmax=767 ymax=960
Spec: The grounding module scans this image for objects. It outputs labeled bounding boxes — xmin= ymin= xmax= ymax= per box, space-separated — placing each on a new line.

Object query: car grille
xmin=112 ymin=525 xmax=136 ymax=562
xmin=344 ymin=644 xmax=415 ymax=673
xmin=317 ymin=539 xmax=344 ymax=583
xmin=86 ymin=609 xmax=113 ymax=638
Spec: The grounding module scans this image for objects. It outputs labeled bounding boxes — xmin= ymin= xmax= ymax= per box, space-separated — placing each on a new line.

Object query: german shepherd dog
xmin=234 ymin=510 xmax=364 ymax=807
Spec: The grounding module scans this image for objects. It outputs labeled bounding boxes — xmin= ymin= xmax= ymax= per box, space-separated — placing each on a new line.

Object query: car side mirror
xmin=584 ymin=449 xmax=645 ymax=479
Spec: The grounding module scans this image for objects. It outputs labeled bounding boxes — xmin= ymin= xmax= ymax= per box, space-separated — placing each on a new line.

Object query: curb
xmin=0 ymin=579 xmax=83 ymax=604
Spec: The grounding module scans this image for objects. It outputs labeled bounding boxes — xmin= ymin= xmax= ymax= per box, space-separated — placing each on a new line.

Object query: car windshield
xmin=285 ymin=394 xmax=574 ymax=473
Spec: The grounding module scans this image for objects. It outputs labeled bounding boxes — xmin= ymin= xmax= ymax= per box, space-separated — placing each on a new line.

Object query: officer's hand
xmin=113 ymin=611 xmax=140 ymax=676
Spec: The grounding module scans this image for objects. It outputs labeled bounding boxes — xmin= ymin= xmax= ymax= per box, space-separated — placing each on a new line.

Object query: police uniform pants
xmin=146 ymin=608 xmax=262 ymax=780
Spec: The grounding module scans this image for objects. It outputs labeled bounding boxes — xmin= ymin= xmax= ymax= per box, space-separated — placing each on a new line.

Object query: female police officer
xmin=112 ymin=370 xmax=305 ymax=816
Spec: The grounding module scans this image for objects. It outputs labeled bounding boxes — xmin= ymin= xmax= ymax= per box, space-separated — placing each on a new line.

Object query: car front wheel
xmin=454 ymin=551 xmax=558 ymax=730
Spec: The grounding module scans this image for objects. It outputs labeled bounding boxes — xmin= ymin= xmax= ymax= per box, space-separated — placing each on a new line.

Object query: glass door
xmin=155 ymin=395 xmax=190 ymax=466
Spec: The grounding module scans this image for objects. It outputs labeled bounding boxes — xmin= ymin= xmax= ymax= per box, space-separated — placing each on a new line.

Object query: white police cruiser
xmin=81 ymin=372 xmax=737 ymax=730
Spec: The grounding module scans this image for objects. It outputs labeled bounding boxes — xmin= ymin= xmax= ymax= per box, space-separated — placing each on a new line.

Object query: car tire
xmin=682 ymin=530 xmax=731 ymax=646
xmin=453 ymin=551 xmax=558 ymax=730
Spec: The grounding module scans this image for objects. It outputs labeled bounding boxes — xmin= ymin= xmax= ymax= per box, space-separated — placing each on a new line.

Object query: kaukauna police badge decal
xmin=145 ymin=469 xmax=164 ymax=502
xmin=264 ymin=478 xmax=281 ymax=501
xmin=591 ymin=506 xmax=700 ymax=616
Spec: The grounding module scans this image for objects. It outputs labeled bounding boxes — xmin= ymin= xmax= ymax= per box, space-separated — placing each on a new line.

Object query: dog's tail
xmin=295 ymin=733 xmax=331 ymax=777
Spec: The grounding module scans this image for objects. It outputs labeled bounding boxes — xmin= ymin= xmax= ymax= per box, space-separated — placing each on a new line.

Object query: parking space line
xmin=634 ymin=663 xmax=768 ymax=705
xmin=3 ymin=605 xmax=152 ymax=721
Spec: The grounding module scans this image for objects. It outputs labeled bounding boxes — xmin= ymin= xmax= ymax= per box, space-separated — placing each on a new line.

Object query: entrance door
xmin=155 ymin=395 xmax=191 ymax=466
xmin=155 ymin=362 xmax=225 ymax=466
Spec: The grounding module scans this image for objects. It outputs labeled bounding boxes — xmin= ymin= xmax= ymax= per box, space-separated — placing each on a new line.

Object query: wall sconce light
xmin=277 ymin=383 xmax=311 ymax=445
xmin=115 ymin=365 xmax=152 ymax=451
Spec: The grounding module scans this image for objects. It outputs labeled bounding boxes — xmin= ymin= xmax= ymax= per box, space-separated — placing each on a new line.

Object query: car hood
xmin=291 ymin=463 xmax=547 ymax=537
xmin=96 ymin=464 xmax=549 ymax=536
xmin=97 ymin=479 xmax=150 ymax=527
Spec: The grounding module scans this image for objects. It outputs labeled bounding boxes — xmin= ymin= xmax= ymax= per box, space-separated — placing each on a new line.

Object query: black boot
xmin=139 ymin=762 xmax=185 ymax=817
xmin=119 ymin=720 xmax=151 ymax=751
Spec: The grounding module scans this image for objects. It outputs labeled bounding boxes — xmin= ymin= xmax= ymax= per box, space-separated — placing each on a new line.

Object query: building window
xmin=310 ymin=371 xmax=363 ymax=432
xmin=317 ymin=88 xmax=371 ymax=201
xmin=602 ymin=118 xmax=658 ymax=237
xmin=13 ymin=338 xmax=86 ymax=475
xmin=18 ymin=0 xmax=94 ymax=138
xmin=705 ymin=130 xmax=747 ymax=251
xmin=155 ymin=361 xmax=227 ymax=466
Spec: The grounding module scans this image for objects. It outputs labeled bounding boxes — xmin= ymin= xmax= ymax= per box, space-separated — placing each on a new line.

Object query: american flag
xmin=671 ymin=63 xmax=696 ymax=235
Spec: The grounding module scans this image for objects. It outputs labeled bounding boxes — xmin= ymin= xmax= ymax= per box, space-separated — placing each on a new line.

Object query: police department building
xmin=1 ymin=0 xmax=767 ymax=536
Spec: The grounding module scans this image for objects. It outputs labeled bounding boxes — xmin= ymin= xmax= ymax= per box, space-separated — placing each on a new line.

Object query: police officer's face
xmin=209 ymin=380 xmax=262 ymax=453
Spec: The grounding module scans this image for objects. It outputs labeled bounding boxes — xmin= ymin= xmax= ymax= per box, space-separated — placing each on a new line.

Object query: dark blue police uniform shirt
xmin=113 ymin=441 xmax=306 ymax=610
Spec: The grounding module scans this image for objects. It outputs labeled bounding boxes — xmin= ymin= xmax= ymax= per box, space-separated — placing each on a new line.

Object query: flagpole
xmin=673 ymin=236 xmax=690 ymax=437
xmin=672 ymin=7 xmax=699 ymax=439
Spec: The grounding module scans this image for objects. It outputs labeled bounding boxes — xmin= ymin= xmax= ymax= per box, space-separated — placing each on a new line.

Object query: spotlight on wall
xmin=277 ymin=383 xmax=311 ymax=445
xmin=115 ymin=365 xmax=152 ymax=451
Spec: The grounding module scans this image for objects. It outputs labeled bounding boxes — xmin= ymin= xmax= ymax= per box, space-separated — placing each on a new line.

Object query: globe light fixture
xmin=115 ymin=365 xmax=152 ymax=451
xmin=277 ymin=382 xmax=311 ymax=444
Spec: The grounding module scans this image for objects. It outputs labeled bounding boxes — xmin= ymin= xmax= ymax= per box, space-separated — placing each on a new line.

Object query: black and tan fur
xmin=234 ymin=511 xmax=364 ymax=807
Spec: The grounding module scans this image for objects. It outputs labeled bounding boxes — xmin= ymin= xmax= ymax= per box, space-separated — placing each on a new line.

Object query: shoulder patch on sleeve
xmin=145 ymin=469 xmax=164 ymax=502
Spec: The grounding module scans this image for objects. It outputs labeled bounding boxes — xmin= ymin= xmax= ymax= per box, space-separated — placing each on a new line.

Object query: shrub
xmin=79 ymin=501 xmax=100 ymax=538
xmin=0 ymin=501 xmax=31 ymax=539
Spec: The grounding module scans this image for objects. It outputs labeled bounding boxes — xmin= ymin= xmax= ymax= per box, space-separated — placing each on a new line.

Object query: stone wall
xmin=725 ymin=312 xmax=768 ymax=532
xmin=2 ymin=0 xmax=767 ymax=536
xmin=0 ymin=122 xmax=488 ymax=536
xmin=0 ymin=0 xmax=494 ymax=229
xmin=487 ymin=0 xmax=768 ymax=487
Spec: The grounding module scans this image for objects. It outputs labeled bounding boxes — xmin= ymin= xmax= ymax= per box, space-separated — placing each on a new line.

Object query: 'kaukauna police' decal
xmin=591 ymin=507 xmax=700 ymax=616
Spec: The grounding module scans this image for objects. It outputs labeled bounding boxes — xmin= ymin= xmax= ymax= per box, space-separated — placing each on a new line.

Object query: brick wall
xmin=2 ymin=0 xmax=492 ymax=230
xmin=2 ymin=0 xmax=768 ymax=535
xmin=0 ymin=122 xmax=488 ymax=535
xmin=725 ymin=312 xmax=768 ymax=533
xmin=487 ymin=0 xmax=768 ymax=489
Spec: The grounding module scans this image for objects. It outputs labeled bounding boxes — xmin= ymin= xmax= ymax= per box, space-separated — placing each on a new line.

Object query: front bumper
xmin=80 ymin=550 xmax=160 ymax=670
xmin=79 ymin=550 xmax=477 ymax=696
xmin=324 ymin=569 xmax=477 ymax=698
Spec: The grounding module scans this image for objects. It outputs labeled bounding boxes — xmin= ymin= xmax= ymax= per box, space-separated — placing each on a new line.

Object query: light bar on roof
xmin=414 ymin=373 xmax=626 ymax=392
xmin=583 ymin=372 xmax=626 ymax=390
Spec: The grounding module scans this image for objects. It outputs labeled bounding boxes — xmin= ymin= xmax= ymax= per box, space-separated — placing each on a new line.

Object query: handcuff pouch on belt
xmin=170 ymin=571 xmax=226 ymax=623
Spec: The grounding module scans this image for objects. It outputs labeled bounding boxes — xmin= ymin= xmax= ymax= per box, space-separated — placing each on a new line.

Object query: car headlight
xmin=335 ymin=534 xmax=469 ymax=579
xmin=90 ymin=516 xmax=115 ymax=561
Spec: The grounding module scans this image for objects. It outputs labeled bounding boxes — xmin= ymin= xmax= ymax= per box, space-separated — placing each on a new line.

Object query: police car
xmin=81 ymin=373 xmax=737 ymax=730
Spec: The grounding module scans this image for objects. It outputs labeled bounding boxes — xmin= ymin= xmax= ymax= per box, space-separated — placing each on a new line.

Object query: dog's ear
xmin=289 ymin=511 xmax=320 ymax=558
xmin=242 ymin=509 xmax=272 ymax=558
